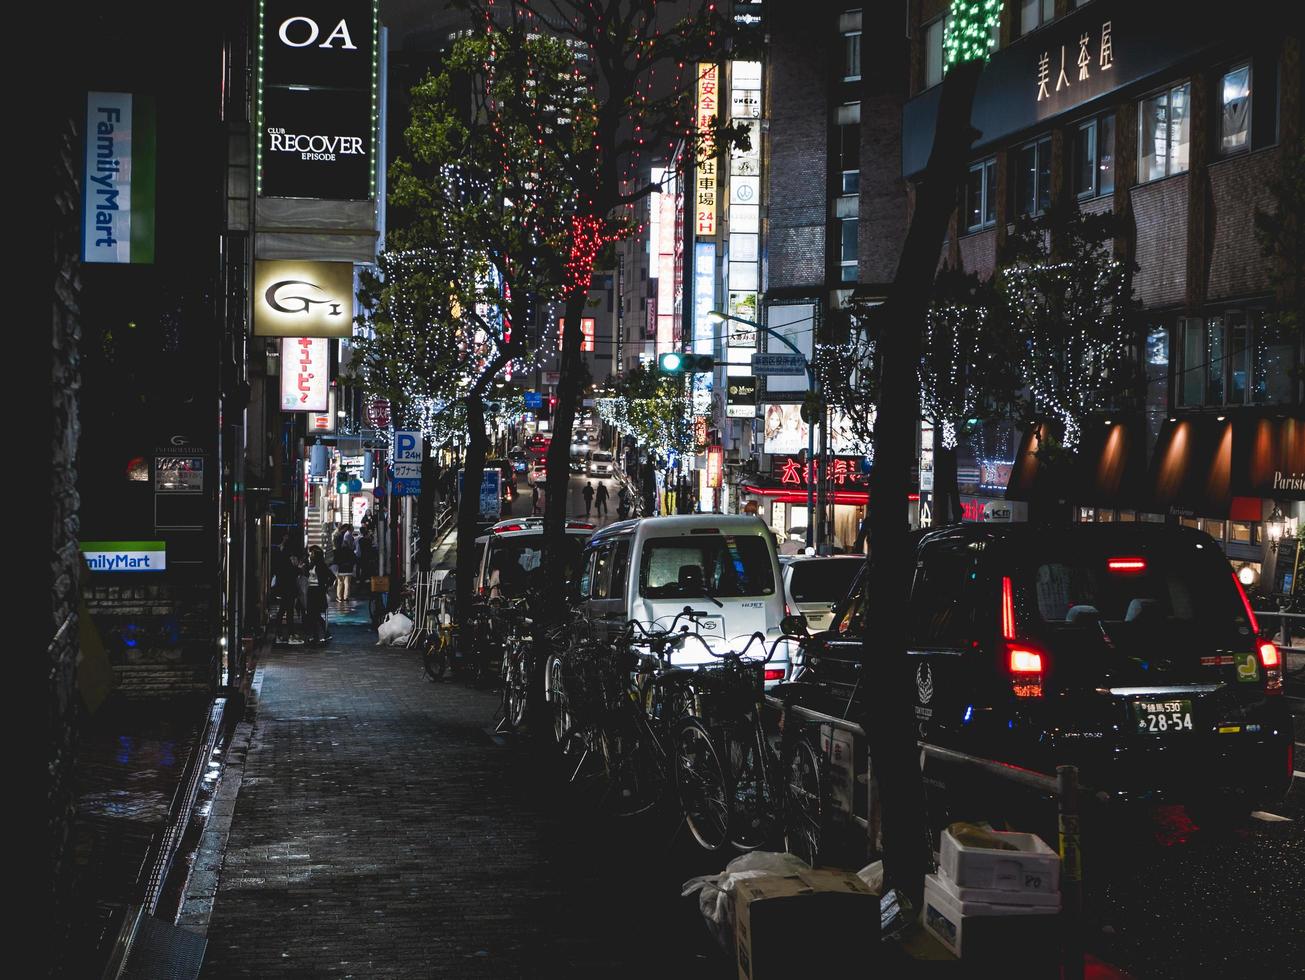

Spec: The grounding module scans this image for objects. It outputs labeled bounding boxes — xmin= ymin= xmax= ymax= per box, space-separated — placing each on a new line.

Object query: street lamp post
xmin=708 ymin=310 xmax=819 ymax=549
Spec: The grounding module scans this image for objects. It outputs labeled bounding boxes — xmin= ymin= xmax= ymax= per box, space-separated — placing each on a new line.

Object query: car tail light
xmin=764 ymin=668 xmax=786 ymax=682
xmin=1006 ymin=644 xmax=1044 ymax=698
xmin=1259 ymin=640 xmax=1283 ymax=694
xmin=1107 ymin=557 xmax=1147 ymax=573
xmin=495 ymin=523 xmax=527 ymax=534
xmin=1001 ymin=576 xmax=1015 ymax=640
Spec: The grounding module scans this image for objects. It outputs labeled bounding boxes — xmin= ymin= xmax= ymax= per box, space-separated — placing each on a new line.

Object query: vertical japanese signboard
xmin=280 ymin=337 xmax=330 ymax=411
xmin=83 ymin=92 xmax=156 ymax=264
xmin=695 ymin=63 xmax=720 ymax=238
xmin=257 ymin=0 xmax=379 ymax=200
xmin=726 ymin=60 xmax=762 ymax=376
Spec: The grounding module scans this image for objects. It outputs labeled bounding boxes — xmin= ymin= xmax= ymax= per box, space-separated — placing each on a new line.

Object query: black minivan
xmin=796 ymin=523 xmax=1292 ymax=813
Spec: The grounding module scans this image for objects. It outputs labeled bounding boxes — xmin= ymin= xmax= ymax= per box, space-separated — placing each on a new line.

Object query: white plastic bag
xmin=682 ymin=851 xmax=811 ymax=953
xmin=376 ymin=611 xmax=413 ymax=646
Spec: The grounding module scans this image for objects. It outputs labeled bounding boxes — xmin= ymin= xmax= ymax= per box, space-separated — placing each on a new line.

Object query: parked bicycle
xmin=671 ymin=625 xmax=826 ymax=863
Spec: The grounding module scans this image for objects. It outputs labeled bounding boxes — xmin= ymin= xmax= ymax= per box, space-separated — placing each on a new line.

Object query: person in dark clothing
xmin=617 ymin=486 xmax=630 ymax=520
xmin=594 ymin=482 xmax=609 ymax=517
xmin=531 ymin=483 xmax=541 ymax=515
xmin=271 ymin=535 xmax=303 ymax=643
xmin=304 ymin=546 xmax=336 ymax=645
xmin=582 ymin=482 xmax=595 ymax=517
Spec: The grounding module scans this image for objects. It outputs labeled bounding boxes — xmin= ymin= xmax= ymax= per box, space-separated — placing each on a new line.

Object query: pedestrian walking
xmin=335 ymin=526 xmax=356 ymax=601
xmin=582 ymin=481 xmax=595 ymax=517
xmin=617 ymin=486 xmax=630 ymax=521
xmin=305 ymin=546 xmax=336 ymax=645
xmin=531 ymin=483 xmax=541 ymax=515
xmin=271 ymin=534 xmax=304 ymax=644
xmin=594 ymin=482 xmax=609 ymax=517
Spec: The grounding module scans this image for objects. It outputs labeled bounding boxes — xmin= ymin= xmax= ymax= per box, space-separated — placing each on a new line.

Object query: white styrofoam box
xmin=922 ymin=874 xmax=1059 ymax=959
xmin=932 ymin=862 xmax=1060 ymax=908
xmin=939 ymin=829 xmax=1060 ymax=897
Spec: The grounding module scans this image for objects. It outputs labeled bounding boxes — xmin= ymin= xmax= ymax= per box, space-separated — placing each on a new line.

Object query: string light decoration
xmin=919 ymin=303 xmax=988 ymax=450
xmin=944 ymin=0 xmax=1003 ymax=70
xmin=814 ymin=330 xmax=879 ymax=463
xmin=1001 ymin=208 xmax=1136 ymax=452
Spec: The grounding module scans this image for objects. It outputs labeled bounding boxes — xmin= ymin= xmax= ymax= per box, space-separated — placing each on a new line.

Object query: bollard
xmin=1057 ymin=765 xmax=1085 ymax=980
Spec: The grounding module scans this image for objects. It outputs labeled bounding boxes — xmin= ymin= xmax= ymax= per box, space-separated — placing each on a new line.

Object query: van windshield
xmin=639 ymin=534 xmax=775 ymax=599
xmin=487 ymin=534 xmax=585 ymax=598
xmin=591 ymin=452 xmax=612 ymax=462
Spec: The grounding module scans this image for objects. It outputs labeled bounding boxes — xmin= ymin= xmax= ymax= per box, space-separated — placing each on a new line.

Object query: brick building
xmin=901 ymin=0 xmax=1302 ymax=585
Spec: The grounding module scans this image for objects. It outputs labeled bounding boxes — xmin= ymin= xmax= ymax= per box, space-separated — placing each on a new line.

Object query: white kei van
xmin=573 ymin=514 xmax=797 ymax=686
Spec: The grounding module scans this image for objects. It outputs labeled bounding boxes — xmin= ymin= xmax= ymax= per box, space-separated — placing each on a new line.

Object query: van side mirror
xmin=781 ymin=613 xmax=809 ymax=636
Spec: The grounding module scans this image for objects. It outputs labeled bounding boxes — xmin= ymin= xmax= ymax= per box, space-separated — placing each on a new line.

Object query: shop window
xmin=1204 ymin=519 xmax=1225 ymax=541
xmin=1117 ymin=510 xmax=1137 ymax=522
xmin=1180 ymin=516 xmax=1200 ymax=530
xmin=1251 ymin=311 xmax=1296 ymax=405
xmin=1072 ymin=114 xmax=1115 ymax=199
xmin=1177 ymin=310 xmax=1299 ymax=408
xmin=964 ymin=157 xmax=997 ymax=232
xmin=1140 ymin=513 xmax=1166 ymax=523
xmin=1015 ymin=136 xmax=1052 ymax=218
xmin=840 ymin=218 xmax=858 ymax=282
xmin=1177 ymin=318 xmax=1205 ymax=407
xmin=925 ymin=15 xmax=951 ymax=89
xmin=1219 ymin=63 xmax=1250 ymax=155
xmin=1019 ymin=0 xmax=1054 ymax=36
xmin=1139 ymin=83 xmax=1191 ymax=182
xmin=1097 ymin=509 xmax=1115 ymax=522
xmin=1229 ymin=522 xmax=1253 ymax=544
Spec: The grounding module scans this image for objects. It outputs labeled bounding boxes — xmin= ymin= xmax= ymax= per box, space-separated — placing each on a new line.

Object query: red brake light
xmin=495 ymin=523 xmax=527 ymax=534
xmin=1258 ymin=641 xmax=1280 ymax=669
xmin=1008 ymin=648 xmax=1043 ymax=673
xmin=1001 ymin=576 xmax=1015 ymax=640
xmin=764 ymin=668 xmax=786 ymax=682
xmin=1107 ymin=557 xmax=1147 ymax=573
xmin=1232 ymin=573 xmax=1261 ymax=634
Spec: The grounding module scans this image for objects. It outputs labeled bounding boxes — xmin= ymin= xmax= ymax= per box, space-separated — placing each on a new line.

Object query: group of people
xmin=270 ymin=519 xmax=380 ymax=645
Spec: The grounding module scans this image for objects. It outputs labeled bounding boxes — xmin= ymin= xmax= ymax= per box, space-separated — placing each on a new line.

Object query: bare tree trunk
xmin=456 ymin=393 xmax=490 ymax=623
xmin=860 ymin=58 xmax=983 ymax=909
xmin=541 ymin=287 xmax=588 ymax=601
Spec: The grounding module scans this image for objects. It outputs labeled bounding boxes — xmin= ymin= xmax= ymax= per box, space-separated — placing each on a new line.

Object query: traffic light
xmin=658 ymin=352 xmax=715 ymax=374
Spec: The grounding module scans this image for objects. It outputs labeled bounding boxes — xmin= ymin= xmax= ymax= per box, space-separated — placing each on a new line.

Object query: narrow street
xmin=188 ymin=600 xmax=721 ymax=978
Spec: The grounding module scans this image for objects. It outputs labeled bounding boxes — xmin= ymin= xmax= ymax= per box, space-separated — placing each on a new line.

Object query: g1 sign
xmin=254 ymin=260 xmax=355 ymax=337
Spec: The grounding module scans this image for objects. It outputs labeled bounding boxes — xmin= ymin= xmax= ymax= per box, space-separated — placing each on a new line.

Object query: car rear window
xmin=487 ymin=534 xmax=585 ymax=598
xmin=1025 ymin=545 xmax=1250 ymax=638
xmin=639 ymin=534 xmax=774 ymax=599
xmin=788 ymin=559 xmax=862 ymax=603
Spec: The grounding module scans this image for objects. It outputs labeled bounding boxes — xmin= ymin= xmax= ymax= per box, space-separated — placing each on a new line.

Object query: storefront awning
xmin=1004 ymin=415 xmax=1148 ymax=509
xmin=1230 ymin=414 xmax=1305 ymax=501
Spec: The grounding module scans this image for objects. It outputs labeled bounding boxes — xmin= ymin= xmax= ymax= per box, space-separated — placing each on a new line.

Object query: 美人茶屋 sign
xmin=254 ymin=260 xmax=355 ymax=337
xmin=258 ymin=0 xmax=378 ymax=200
xmin=83 ymin=92 xmax=155 ymax=264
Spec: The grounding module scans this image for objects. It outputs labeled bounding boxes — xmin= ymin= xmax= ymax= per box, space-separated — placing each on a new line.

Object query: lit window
xmin=1220 ymin=64 xmax=1251 ymax=154
xmin=844 ymin=32 xmax=862 ymax=81
xmin=1020 ymin=0 xmax=1054 ymax=36
xmin=1072 ymin=115 xmax=1115 ymax=199
xmin=964 ymin=158 xmax=997 ymax=232
xmin=925 ymin=15 xmax=951 ymax=88
xmin=1015 ymin=136 xmax=1052 ymax=217
xmin=1138 ymin=83 xmax=1191 ymax=182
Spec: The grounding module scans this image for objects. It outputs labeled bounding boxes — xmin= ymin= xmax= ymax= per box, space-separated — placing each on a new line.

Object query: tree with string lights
xmin=352 ymin=29 xmax=582 ymax=615
xmin=999 ymin=204 xmax=1139 ymax=481
xmin=450 ymin=0 xmax=748 ymax=610
xmin=918 ymin=268 xmax=1020 ymax=524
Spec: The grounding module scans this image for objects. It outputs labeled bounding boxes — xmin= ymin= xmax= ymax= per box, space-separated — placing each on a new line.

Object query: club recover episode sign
xmin=81 ymin=541 xmax=166 ymax=572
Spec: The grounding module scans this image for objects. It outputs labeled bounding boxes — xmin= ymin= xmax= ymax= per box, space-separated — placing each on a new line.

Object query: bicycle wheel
xmin=505 ymin=646 xmax=530 ymax=730
xmin=726 ymin=732 xmax=776 ymax=852
xmin=673 ymin=718 xmax=730 ymax=852
xmin=782 ymin=736 xmax=826 ymax=867
xmin=547 ymin=657 xmax=572 ymax=747
xmin=422 ymin=632 xmax=448 ymax=682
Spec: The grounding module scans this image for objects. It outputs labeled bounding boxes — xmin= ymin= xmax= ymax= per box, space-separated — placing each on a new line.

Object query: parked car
xmin=586 ymin=450 xmax=614 ymax=477
xmin=572 ymin=514 xmax=797 ymax=687
xmin=796 ymin=523 xmax=1292 ymax=820
xmin=780 ymin=554 xmax=864 ymax=632
xmin=527 ymin=460 xmax=548 ymax=486
xmin=474 ymin=516 xmax=595 ymax=600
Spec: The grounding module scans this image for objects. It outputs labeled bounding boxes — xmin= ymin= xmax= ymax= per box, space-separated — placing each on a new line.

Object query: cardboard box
xmin=922 ymin=873 xmax=1059 ymax=969
xmin=735 ymin=868 xmax=879 ymax=980
xmin=939 ymin=828 xmax=1060 ymax=897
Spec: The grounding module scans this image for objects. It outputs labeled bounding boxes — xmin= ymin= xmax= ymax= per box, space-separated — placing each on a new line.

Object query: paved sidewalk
xmin=195 ymin=617 xmax=720 ymax=978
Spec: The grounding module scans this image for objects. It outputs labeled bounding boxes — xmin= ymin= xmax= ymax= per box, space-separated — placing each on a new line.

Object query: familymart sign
xmin=83 ymin=92 xmax=156 ymax=264
xmin=81 ymin=541 xmax=166 ymax=572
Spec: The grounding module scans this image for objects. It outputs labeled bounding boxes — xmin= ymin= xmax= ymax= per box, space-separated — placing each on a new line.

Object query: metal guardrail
xmin=100 ymin=696 xmax=229 ymax=979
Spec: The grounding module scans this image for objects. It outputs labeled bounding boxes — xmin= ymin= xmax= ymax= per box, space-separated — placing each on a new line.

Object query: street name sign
xmin=750 ymin=352 xmax=807 ymax=376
